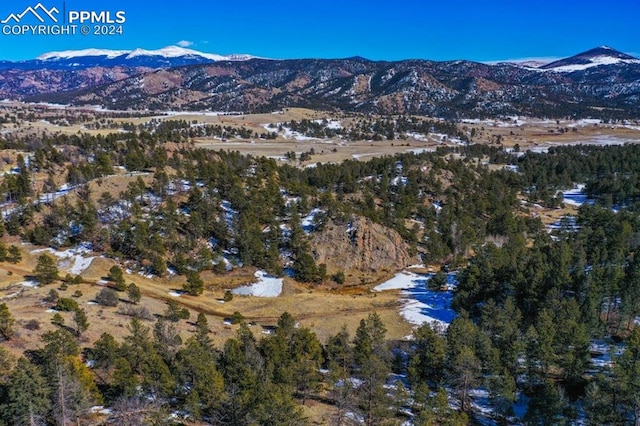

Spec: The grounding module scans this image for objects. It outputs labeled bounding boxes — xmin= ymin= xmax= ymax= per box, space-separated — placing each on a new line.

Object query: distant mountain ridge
xmin=1 ymin=46 xmax=640 ymax=118
xmin=0 ymin=46 xmax=257 ymax=70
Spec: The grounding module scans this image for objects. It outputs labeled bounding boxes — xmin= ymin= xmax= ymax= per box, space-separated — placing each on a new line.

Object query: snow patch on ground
xmin=89 ymin=406 xmax=112 ymax=415
xmin=19 ymin=280 xmax=39 ymax=288
xmin=168 ymin=291 xmax=184 ymax=297
xmin=391 ymin=176 xmax=408 ymax=186
xmin=374 ymin=271 xmax=457 ymax=328
xmin=406 ymin=147 xmax=437 ymax=154
xmin=405 ymin=132 xmax=427 ymax=140
xmin=302 ymin=208 xmax=324 ymax=233
xmin=352 ymin=153 xmax=382 ymax=159
xmin=374 ymin=271 xmax=423 ymax=291
xmin=562 ymin=184 xmax=592 ymax=207
xmin=262 ymin=123 xmax=318 ymax=141
xmin=407 ymin=264 xmax=425 ymax=269
xmin=220 ymin=200 xmax=237 ymax=230
xmin=31 ymin=244 xmax=95 ymax=275
xmin=138 ymin=271 xmax=154 ymax=279
xmin=231 ymin=270 xmax=283 ymax=297
xmin=589 ymin=339 xmax=625 ymax=369
xmin=314 ymin=119 xmax=343 ymax=129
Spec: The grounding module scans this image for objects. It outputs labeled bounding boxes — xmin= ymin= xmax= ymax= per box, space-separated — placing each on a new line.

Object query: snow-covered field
xmin=374 ymin=271 xmax=457 ymax=328
xmin=528 ymin=135 xmax=639 ymax=154
xmin=231 ymin=270 xmax=283 ymax=297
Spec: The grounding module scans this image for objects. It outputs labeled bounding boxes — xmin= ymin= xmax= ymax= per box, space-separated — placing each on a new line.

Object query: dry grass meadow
xmin=0 ymin=241 xmax=412 ymax=359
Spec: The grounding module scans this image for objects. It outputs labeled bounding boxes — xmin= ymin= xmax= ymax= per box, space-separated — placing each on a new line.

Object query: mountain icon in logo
xmin=2 ymin=3 xmax=59 ymax=24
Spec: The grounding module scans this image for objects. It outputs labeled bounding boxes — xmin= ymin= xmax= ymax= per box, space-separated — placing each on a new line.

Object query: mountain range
xmin=0 ymin=46 xmax=256 ymax=70
xmin=1 ymin=45 xmax=639 ymax=118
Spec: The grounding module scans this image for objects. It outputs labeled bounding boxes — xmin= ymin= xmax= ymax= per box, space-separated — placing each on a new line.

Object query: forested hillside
xmin=1 ymin=117 xmax=640 ymax=424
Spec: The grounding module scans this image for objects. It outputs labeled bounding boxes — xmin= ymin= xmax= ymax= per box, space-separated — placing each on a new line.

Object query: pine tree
xmin=91 ymin=332 xmax=119 ymax=371
xmin=112 ymin=357 xmax=138 ymax=398
xmin=556 ymin=299 xmax=590 ymax=383
xmin=326 ymin=326 xmax=352 ymax=376
xmin=326 ymin=328 xmax=355 ymax=424
xmin=293 ymin=250 xmax=319 ymax=283
xmin=451 ymin=346 xmax=481 ymax=412
xmin=183 ymin=271 xmax=204 ymax=296
xmin=408 ymin=323 xmax=446 ymax=386
xmin=153 ymin=317 xmax=182 ymax=362
xmin=121 ymin=317 xmax=152 ymax=373
xmin=290 ymin=327 xmax=323 ymax=404
xmin=524 ymin=380 xmax=566 ymax=425
xmin=615 ymin=327 xmax=640 ymax=424
xmin=51 ymin=313 xmax=65 ymax=328
xmin=0 ymin=345 xmax=14 ymax=383
xmin=352 ymin=314 xmax=392 ymax=425
xmin=176 ymin=338 xmax=225 ymax=420
xmin=194 ymin=312 xmax=211 ymax=347
xmin=0 ymin=241 xmax=7 ymax=262
xmin=126 ymin=283 xmax=141 ymax=304
xmin=584 ymin=374 xmax=622 ymax=425
xmin=7 ymin=245 xmax=22 ymax=263
xmin=252 ymin=382 xmax=306 ymax=426
xmin=108 ymin=265 xmax=126 ymax=291
xmin=33 ymin=253 xmax=59 ymax=284
xmin=164 ymin=299 xmax=189 ymax=322
xmin=0 ymin=303 xmax=15 ymax=340
xmin=139 ymin=352 xmax=176 ymax=398
xmin=72 ymin=308 xmax=89 ymax=338
xmin=534 ymin=309 xmax=557 ymax=377
xmin=219 ymin=338 xmax=259 ymax=425
xmin=486 ymin=368 xmax=516 ymax=420
xmin=446 ymin=315 xmax=482 ymax=412
xmin=4 ymin=358 xmax=51 ymax=425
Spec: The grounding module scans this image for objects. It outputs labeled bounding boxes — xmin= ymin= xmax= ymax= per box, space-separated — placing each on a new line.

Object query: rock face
xmin=312 ymin=217 xmax=418 ymax=279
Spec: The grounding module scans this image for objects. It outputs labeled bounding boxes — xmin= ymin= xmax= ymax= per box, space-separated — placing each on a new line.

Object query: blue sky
xmin=0 ymin=0 xmax=638 ymax=62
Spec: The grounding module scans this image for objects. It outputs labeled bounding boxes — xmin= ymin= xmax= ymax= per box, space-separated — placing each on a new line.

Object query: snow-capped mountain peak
xmin=124 ymin=46 xmax=230 ymax=61
xmin=37 ymin=48 xmax=130 ymax=60
xmin=541 ymin=46 xmax=640 ymax=72
xmin=34 ymin=45 xmax=257 ymax=67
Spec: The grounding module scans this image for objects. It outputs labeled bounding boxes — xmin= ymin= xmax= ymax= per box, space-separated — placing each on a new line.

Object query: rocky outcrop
xmin=311 ymin=217 xmax=419 ymax=280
